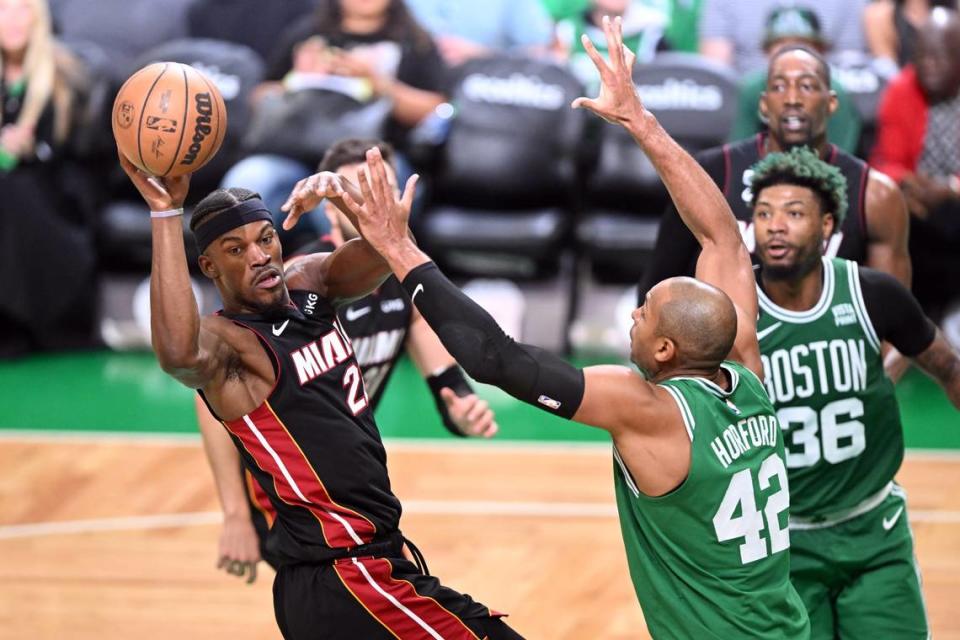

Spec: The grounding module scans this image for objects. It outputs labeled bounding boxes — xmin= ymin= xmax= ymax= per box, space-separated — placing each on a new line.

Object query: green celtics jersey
xmin=757 ymin=257 xmax=903 ymax=519
xmin=614 ymin=361 xmax=809 ymax=640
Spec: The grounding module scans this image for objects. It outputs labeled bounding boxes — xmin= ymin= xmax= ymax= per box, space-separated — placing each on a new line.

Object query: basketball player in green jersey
xmin=283 ymin=17 xmax=810 ymax=639
xmin=749 ymin=146 xmax=960 ymax=639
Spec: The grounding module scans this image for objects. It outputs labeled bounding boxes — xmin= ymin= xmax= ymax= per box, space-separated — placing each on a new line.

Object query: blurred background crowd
xmin=3 ymin=0 xmax=960 ymax=359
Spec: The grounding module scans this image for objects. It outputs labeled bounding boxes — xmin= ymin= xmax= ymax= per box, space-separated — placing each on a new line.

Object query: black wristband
xmin=426 ymin=365 xmax=474 ymax=437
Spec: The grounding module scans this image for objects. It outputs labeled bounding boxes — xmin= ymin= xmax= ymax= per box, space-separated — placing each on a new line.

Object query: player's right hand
xmin=216 ymin=513 xmax=262 ymax=584
xmin=571 ymin=16 xmax=648 ymax=129
xmin=338 ymin=147 xmax=418 ymax=253
xmin=117 ymin=146 xmax=190 ymax=212
xmin=281 ymin=171 xmax=356 ymax=230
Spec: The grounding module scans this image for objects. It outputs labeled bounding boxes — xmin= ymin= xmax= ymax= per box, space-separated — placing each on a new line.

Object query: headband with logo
xmin=193 ymin=198 xmax=273 ymax=253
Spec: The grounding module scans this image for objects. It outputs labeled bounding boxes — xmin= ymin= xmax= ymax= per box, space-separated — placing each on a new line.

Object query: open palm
xmin=571 ymin=16 xmax=645 ymax=127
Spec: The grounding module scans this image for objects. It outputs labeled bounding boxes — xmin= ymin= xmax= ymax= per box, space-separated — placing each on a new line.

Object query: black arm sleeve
xmin=402 ymin=262 xmax=585 ymax=419
xmin=859 ymin=267 xmax=937 ymax=357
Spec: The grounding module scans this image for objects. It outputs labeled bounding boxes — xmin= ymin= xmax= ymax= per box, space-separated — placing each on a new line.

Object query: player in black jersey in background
xmin=197 ymin=139 xmax=498 ymax=583
xmin=640 ymin=45 xmax=911 ymax=298
xmin=118 ymin=145 xmax=522 ymax=639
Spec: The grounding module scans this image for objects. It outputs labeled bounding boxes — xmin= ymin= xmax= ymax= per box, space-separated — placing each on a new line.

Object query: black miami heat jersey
xmin=204 ymin=292 xmax=402 ymax=565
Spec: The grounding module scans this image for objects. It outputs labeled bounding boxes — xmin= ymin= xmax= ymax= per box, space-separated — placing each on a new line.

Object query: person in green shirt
xmin=541 ymin=0 xmax=589 ymax=21
xmin=730 ymin=7 xmax=862 ymax=153
xmin=556 ymin=0 xmax=670 ymax=91
xmin=664 ymin=0 xmax=702 ymax=52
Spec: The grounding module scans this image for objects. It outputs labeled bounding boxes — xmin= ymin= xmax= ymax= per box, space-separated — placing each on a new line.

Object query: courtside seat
xmin=416 ymin=54 xmax=588 ymax=279
xmin=577 ymin=53 xmax=739 ymax=282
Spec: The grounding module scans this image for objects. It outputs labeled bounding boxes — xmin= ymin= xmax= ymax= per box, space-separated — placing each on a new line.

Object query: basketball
xmin=112 ymin=62 xmax=227 ymax=178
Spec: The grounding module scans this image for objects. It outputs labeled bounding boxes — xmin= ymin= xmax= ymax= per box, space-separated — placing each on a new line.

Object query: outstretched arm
xmin=334 ymin=145 xmax=668 ymax=438
xmin=117 ymin=151 xmax=234 ymax=388
xmin=571 ymin=16 xmax=760 ymax=376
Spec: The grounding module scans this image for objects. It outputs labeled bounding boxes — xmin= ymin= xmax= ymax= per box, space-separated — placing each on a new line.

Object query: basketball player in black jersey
xmin=640 ymin=45 xmax=911 ymax=298
xmin=196 ymin=139 xmax=497 ymax=584
xmin=118 ymin=147 xmax=522 ymax=639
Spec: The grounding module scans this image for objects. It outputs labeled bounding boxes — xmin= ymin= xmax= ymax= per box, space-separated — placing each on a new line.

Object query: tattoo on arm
xmin=914 ymin=331 xmax=960 ymax=409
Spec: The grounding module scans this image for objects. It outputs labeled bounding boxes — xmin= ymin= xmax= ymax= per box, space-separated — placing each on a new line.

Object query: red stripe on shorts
xmin=334 ymin=557 xmax=481 ymax=640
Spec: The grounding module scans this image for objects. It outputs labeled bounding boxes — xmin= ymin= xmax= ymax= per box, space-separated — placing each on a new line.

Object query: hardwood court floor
xmin=1 ymin=436 xmax=958 ymax=639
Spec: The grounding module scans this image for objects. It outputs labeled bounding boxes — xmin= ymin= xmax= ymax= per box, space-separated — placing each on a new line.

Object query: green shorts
xmin=789 ymin=485 xmax=929 ymax=640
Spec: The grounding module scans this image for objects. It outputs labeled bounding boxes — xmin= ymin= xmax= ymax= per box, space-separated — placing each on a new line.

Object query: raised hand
xmin=117 ymin=147 xmax=191 ymax=212
xmin=571 ymin=16 xmax=647 ymax=128
xmin=338 ymin=147 xmax=418 ymax=252
xmin=280 ymin=171 xmax=355 ymax=230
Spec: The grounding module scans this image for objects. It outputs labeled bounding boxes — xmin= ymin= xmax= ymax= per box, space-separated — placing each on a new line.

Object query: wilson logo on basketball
xmin=180 ymin=92 xmax=214 ymax=166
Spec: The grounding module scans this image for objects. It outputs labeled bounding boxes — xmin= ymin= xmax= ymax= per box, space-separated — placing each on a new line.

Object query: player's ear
xmin=198 ymin=254 xmax=218 ymax=279
xmin=653 ymin=336 xmax=676 ymax=364
xmin=758 ymin=92 xmax=770 ymax=124
xmin=821 ymin=212 xmax=836 ymax=238
xmin=827 ymin=90 xmax=839 ymax=117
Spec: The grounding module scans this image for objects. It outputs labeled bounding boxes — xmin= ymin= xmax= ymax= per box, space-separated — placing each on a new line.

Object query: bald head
xmin=653 ymin=278 xmax=738 ymax=369
xmin=916 ymin=8 xmax=960 ymax=102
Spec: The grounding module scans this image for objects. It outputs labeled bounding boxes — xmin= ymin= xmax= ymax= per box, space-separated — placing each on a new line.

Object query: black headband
xmin=193 ymin=198 xmax=274 ymax=253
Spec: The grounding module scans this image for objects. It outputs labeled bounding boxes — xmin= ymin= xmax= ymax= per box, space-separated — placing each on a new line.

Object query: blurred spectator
xmin=556 ymin=0 xmax=670 ymax=90
xmin=863 ymin=0 xmax=955 ymax=76
xmin=1 ymin=0 xmax=97 ymax=357
xmin=186 ymin=0 xmax=317 ymax=63
xmin=48 ymin=0 xmax=194 ymax=79
xmin=225 ymin=0 xmax=447 ymax=250
xmin=699 ymin=0 xmax=868 ymax=74
xmin=870 ymin=8 xmax=960 ymax=316
xmin=730 ymin=6 xmax=862 ymax=153
xmin=664 ymin=0 xmax=704 ymax=52
xmin=542 ymin=0 xmax=590 ymax=21
xmin=406 ymin=0 xmax=553 ymax=66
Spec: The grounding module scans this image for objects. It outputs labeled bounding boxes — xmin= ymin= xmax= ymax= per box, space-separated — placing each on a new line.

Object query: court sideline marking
xmin=3 ymin=432 xmax=958 ymax=539
xmin=2 ymin=430 xmax=960 ymax=459
xmin=2 ymin=501 xmax=960 ymax=540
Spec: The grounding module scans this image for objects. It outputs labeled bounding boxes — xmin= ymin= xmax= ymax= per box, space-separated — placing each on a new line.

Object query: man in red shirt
xmin=870 ymin=7 xmax=960 ymax=316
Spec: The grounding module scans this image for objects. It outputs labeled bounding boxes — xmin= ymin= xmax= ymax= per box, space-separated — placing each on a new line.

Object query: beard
xmin=760 ymin=240 xmax=823 ymax=282
xmin=237 ymin=287 xmax=290 ymax=319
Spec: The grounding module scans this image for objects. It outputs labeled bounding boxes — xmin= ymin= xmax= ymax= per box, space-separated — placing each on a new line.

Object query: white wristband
xmin=151 ymin=207 xmax=184 ymax=218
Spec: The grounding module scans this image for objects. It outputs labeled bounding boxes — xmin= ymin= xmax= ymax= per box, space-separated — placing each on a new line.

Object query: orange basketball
xmin=112 ymin=62 xmax=227 ymax=178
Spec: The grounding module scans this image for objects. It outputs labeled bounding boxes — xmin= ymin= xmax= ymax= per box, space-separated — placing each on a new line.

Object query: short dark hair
xmin=190 ymin=187 xmax=262 ymax=236
xmin=750 ymin=146 xmax=848 ymax=227
xmin=768 ymin=43 xmax=831 ymax=87
xmin=318 ymin=138 xmax=396 ymax=173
